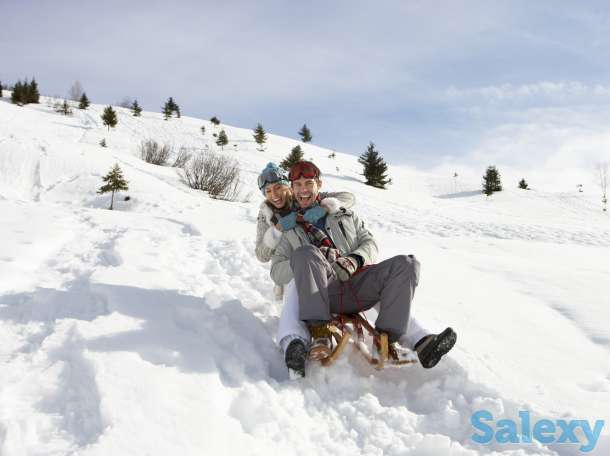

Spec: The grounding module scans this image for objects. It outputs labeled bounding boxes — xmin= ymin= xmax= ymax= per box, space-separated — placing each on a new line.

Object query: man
xmin=271 ymin=161 xmax=456 ymax=376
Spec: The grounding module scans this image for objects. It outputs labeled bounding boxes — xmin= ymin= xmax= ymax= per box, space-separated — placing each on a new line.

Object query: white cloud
xmin=431 ymin=102 xmax=610 ymax=191
xmin=444 ymin=82 xmax=610 ymax=106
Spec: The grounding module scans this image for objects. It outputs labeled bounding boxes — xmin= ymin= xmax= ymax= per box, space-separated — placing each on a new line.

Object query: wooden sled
xmin=320 ymin=313 xmax=418 ymax=369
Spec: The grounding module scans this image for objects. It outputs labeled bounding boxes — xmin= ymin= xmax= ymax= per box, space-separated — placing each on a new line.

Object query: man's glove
xmin=302 ymin=205 xmax=327 ymax=223
xmin=319 ymin=246 xmax=340 ymax=263
xmin=332 ymin=256 xmax=359 ymax=282
xmin=278 ymin=212 xmax=297 ymax=231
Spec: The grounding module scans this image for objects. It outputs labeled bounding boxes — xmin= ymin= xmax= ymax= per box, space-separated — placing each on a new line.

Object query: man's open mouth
xmin=297 ymin=193 xmax=313 ymax=205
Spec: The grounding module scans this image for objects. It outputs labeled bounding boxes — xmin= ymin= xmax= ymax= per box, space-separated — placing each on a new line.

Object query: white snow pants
xmin=277 ymin=279 xmax=432 ymax=353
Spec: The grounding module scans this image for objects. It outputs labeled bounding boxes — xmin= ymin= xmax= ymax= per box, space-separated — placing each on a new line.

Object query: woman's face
xmin=265 ymin=183 xmax=290 ymax=208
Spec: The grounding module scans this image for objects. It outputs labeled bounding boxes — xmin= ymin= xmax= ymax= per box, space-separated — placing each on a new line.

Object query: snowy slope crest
xmin=0 ymin=96 xmax=609 ymax=455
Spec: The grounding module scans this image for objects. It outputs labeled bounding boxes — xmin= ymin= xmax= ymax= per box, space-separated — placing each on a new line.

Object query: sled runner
xmin=320 ymin=313 xmax=418 ymax=369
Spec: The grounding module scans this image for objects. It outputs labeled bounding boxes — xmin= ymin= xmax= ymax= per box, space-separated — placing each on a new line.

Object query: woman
xmin=255 ymin=162 xmax=356 ymax=294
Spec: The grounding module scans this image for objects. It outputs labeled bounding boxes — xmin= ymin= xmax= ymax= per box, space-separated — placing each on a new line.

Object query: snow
xmin=1 ymin=95 xmax=609 ymax=455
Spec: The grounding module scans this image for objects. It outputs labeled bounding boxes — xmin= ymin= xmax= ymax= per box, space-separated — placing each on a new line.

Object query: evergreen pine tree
xmin=200 ymin=125 xmax=206 ymax=135
xmin=11 ymin=81 xmax=23 ymax=104
xmin=518 ymin=178 xmax=529 ymax=190
xmin=0 ymin=81 xmax=3 ymax=98
xmin=101 ymin=106 xmax=118 ymax=131
xmin=210 ymin=116 xmax=221 ymax=126
xmin=216 ymin=129 xmax=229 ymax=150
xmin=280 ymin=145 xmax=305 ymax=170
xmin=253 ymin=123 xmax=267 ymax=151
xmin=298 ymin=124 xmax=312 ymax=142
xmin=131 ymin=99 xmax=142 ymax=117
xmin=162 ymin=97 xmax=180 ymax=118
xmin=358 ymin=142 xmax=391 ymax=189
xmin=78 ymin=93 xmax=90 ymax=109
xmin=162 ymin=100 xmax=173 ymax=120
xmin=482 ymin=165 xmax=502 ymax=196
xmin=97 ymin=163 xmax=129 ymax=210
xmin=167 ymin=97 xmax=176 ymax=111
xmin=100 ymin=138 xmax=107 ymax=147
xmin=26 ymin=78 xmax=40 ymax=104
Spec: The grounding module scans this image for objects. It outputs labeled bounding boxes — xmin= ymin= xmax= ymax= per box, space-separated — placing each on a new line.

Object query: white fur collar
xmin=320 ymin=197 xmax=341 ymax=214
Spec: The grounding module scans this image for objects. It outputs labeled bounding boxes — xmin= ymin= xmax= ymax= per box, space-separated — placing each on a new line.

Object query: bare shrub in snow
xmin=117 ymin=97 xmax=133 ymax=109
xmin=181 ymin=151 xmax=241 ymax=201
xmin=171 ymin=146 xmax=192 ymax=168
xmin=47 ymin=96 xmax=61 ymax=108
xmin=140 ymin=139 xmax=171 ymax=166
xmin=55 ymin=99 xmax=73 ymax=116
xmin=68 ymin=80 xmax=84 ymax=101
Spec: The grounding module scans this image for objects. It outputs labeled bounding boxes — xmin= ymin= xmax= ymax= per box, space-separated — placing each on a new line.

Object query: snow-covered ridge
xmin=0 ymin=96 xmax=609 ymax=455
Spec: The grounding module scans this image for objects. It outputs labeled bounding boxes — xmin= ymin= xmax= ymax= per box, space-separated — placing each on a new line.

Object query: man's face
xmin=292 ymin=176 xmax=322 ymax=208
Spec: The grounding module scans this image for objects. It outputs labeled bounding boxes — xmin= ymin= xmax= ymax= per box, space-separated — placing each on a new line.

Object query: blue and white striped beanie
xmin=258 ymin=162 xmax=290 ymax=195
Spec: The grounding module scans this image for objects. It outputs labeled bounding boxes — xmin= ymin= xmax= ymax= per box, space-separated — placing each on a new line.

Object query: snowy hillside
xmin=1 ymin=96 xmax=609 ymax=455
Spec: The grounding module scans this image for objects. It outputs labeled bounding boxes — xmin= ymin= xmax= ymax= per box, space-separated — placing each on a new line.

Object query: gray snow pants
xmin=290 ymin=245 xmax=420 ymax=342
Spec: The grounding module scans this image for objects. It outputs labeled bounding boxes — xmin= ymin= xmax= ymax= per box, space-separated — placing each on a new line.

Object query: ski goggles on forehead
xmin=257 ymin=168 xmax=287 ymax=190
xmin=288 ymin=161 xmax=320 ymax=181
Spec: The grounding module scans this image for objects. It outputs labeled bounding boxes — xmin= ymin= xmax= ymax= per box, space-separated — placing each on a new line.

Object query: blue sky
xmin=3 ymin=0 xmax=610 ymax=172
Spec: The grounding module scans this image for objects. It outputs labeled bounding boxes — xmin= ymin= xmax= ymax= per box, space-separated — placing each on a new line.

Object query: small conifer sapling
xmin=78 ymin=93 xmax=90 ymax=109
xmin=358 ymin=142 xmax=391 ymax=189
xmin=298 ymin=124 xmax=312 ymax=143
xmin=280 ymin=145 xmax=305 ymax=170
xmin=482 ymin=166 xmax=503 ymax=196
xmin=101 ymin=106 xmax=118 ymax=130
xmin=97 ymin=163 xmax=129 ymax=210
xmin=216 ymin=129 xmax=229 ymax=150
xmin=253 ymin=123 xmax=267 ymax=151
xmin=131 ymin=99 xmax=142 ymax=117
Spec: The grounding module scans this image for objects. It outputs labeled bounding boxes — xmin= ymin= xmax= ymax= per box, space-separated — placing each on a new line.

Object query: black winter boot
xmin=285 ymin=338 xmax=308 ymax=379
xmin=414 ymin=327 xmax=457 ymax=369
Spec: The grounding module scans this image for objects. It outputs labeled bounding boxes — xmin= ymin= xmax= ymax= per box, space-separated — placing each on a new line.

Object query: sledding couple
xmin=255 ymin=160 xmax=456 ymax=377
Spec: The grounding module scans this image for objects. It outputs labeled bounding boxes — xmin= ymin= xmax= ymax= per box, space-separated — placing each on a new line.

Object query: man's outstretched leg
xmin=339 ymin=254 xmax=456 ymax=367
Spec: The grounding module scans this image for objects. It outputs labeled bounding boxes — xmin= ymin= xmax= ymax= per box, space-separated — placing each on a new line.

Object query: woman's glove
xmin=302 ymin=205 xmax=327 ymax=223
xmin=278 ymin=212 xmax=297 ymax=231
xmin=263 ymin=225 xmax=283 ymax=249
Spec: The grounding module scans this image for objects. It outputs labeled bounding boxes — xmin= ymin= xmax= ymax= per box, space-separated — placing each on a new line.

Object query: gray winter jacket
xmin=270 ymin=207 xmax=378 ymax=286
xmin=255 ymin=192 xmax=355 ymax=263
